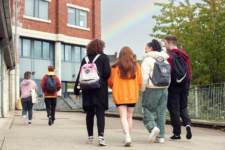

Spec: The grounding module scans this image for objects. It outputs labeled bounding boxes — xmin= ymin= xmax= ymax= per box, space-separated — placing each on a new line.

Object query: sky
xmin=101 ymin=0 xmax=201 ymax=60
xmin=101 ymin=0 xmax=167 ymax=60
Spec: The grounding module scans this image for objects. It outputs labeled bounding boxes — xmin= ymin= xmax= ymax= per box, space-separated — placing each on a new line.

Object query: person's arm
xmin=74 ymin=58 xmax=85 ymax=96
xmin=41 ymin=76 xmax=46 ymax=93
xmin=137 ymin=64 xmax=142 ymax=87
xmin=140 ymin=59 xmax=151 ymax=92
xmin=186 ymin=58 xmax=192 ymax=83
xmin=102 ymin=55 xmax=111 ymax=79
xmin=107 ymin=68 xmax=114 ymax=89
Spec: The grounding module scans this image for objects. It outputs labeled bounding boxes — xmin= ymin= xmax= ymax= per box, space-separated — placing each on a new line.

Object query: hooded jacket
xmin=140 ymin=51 xmax=170 ymax=92
xmin=20 ymin=79 xmax=38 ymax=98
xmin=41 ymin=72 xmax=62 ymax=98
xmin=167 ymin=49 xmax=192 ymax=83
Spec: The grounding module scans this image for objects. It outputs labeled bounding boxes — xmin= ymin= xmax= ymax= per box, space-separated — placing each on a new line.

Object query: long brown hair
xmin=112 ymin=46 xmax=137 ymax=79
xmin=86 ymin=39 xmax=105 ymax=54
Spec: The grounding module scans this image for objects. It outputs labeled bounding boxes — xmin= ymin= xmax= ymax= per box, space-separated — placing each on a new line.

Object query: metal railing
xmin=33 ymin=83 xmax=225 ymax=122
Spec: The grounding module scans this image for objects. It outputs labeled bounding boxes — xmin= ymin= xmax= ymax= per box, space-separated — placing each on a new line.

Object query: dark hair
xmin=48 ymin=65 xmax=54 ymax=72
xmin=112 ymin=46 xmax=137 ymax=79
xmin=86 ymin=39 xmax=105 ymax=54
xmin=164 ymin=35 xmax=177 ymax=46
xmin=147 ymin=39 xmax=162 ymax=52
xmin=24 ymin=71 xmax=31 ymax=79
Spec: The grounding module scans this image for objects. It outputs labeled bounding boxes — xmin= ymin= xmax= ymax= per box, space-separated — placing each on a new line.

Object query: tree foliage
xmin=151 ymin=0 xmax=225 ymax=84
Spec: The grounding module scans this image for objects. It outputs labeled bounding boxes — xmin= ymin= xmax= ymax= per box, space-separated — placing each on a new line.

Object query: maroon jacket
xmin=41 ymin=72 xmax=62 ymax=98
xmin=167 ymin=49 xmax=192 ymax=82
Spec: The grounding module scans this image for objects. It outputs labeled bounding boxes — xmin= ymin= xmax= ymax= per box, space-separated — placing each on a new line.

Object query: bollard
xmin=17 ymin=99 xmax=22 ymax=110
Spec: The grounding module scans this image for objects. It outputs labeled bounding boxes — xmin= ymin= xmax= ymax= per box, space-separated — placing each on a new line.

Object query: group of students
xmin=73 ymin=35 xmax=192 ymax=146
xmin=20 ymin=35 xmax=192 ymax=147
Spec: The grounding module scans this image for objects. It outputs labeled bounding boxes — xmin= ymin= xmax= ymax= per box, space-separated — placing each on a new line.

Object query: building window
xmin=25 ymin=0 xmax=49 ymax=20
xmin=68 ymin=7 xmax=87 ymax=28
xmin=61 ymin=44 xmax=86 ymax=62
xmin=20 ymin=38 xmax=53 ymax=60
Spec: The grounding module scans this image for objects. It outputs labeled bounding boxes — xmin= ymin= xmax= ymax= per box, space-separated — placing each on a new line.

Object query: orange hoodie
xmin=108 ymin=63 xmax=142 ymax=104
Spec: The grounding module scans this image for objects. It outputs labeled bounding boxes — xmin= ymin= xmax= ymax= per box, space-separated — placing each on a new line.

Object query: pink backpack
xmin=79 ymin=54 xmax=101 ymax=90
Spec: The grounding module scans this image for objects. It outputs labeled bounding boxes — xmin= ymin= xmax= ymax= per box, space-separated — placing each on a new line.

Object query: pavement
xmin=0 ymin=111 xmax=225 ymax=150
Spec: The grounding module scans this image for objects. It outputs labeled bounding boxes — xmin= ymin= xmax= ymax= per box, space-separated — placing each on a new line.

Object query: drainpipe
xmin=1 ymin=39 xmax=13 ymax=118
xmin=15 ymin=0 xmax=18 ymax=109
xmin=8 ymin=67 xmax=14 ymax=111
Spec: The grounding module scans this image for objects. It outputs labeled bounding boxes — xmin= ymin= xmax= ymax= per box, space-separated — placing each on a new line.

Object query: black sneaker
xmin=48 ymin=116 xmax=52 ymax=126
xmin=186 ymin=125 xmax=192 ymax=139
xmin=170 ymin=135 xmax=181 ymax=141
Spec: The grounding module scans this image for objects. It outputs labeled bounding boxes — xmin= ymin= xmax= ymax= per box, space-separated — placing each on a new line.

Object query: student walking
xmin=140 ymin=39 xmax=170 ymax=143
xmin=74 ymin=39 xmax=111 ymax=146
xmin=108 ymin=46 xmax=142 ymax=147
xmin=41 ymin=65 xmax=62 ymax=126
xmin=164 ymin=35 xmax=192 ymax=140
xmin=20 ymin=71 xmax=38 ymax=125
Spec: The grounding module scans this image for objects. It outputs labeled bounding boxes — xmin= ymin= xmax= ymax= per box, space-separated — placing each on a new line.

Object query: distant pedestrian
xmin=74 ymin=39 xmax=111 ymax=146
xmin=108 ymin=46 xmax=142 ymax=147
xmin=20 ymin=71 xmax=38 ymax=125
xmin=165 ymin=35 xmax=192 ymax=140
xmin=140 ymin=39 xmax=170 ymax=143
xmin=41 ymin=65 xmax=62 ymax=126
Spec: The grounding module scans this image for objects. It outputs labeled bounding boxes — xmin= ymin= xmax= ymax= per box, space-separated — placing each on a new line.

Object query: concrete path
xmin=0 ymin=111 xmax=225 ymax=150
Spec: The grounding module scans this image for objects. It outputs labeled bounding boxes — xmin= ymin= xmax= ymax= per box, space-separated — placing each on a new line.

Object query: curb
xmin=66 ymin=110 xmax=225 ymax=129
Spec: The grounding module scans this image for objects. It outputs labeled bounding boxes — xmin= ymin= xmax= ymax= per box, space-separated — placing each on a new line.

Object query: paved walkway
xmin=0 ymin=111 xmax=225 ymax=150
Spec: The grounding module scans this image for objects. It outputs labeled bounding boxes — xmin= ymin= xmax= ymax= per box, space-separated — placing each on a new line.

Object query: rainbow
xmin=102 ymin=0 xmax=166 ymax=43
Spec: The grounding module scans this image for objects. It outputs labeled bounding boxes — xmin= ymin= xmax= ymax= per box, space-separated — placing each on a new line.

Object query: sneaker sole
xmin=186 ymin=126 xmax=192 ymax=139
xmin=149 ymin=128 xmax=160 ymax=143
xmin=124 ymin=141 xmax=131 ymax=147
xmin=98 ymin=143 xmax=107 ymax=146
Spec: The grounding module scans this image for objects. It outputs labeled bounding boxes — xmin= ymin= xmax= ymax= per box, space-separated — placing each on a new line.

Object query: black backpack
xmin=170 ymin=52 xmax=189 ymax=86
xmin=149 ymin=57 xmax=171 ymax=86
xmin=45 ymin=75 xmax=57 ymax=93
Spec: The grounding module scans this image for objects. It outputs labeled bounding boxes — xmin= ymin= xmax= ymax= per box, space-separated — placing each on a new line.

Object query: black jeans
xmin=44 ymin=98 xmax=57 ymax=122
xmin=21 ymin=96 xmax=33 ymax=120
xmin=167 ymin=83 xmax=191 ymax=135
xmin=85 ymin=105 xmax=105 ymax=137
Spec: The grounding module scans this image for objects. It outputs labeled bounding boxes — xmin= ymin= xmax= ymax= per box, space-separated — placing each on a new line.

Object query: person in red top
xmin=165 ymin=35 xmax=192 ymax=141
xmin=41 ymin=65 xmax=62 ymax=126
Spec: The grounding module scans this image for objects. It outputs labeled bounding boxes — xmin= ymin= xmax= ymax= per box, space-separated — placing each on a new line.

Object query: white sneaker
xmin=98 ymin=137 xmax=107 ymax=146
xmin=23 ymin=115 xmax=27 ymax=125
xmin=124 ymin=135 xmax=131 ymax=147
xmin=154 ymin=137 xmax=164 ymax=143
xmin=149 ymin=127 xmax=160 ymax=143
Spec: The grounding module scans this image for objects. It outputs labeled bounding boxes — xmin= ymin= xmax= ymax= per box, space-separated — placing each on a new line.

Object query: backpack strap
xmin=84 ymin=54 xmax=101 ymax=64
xmin=84 ymin=56 xmax=89 ymax=64
xmin=169 ymin=51 xmax=177 ymax=58
xmin=92 ymin=54 xmax=101 ymax=63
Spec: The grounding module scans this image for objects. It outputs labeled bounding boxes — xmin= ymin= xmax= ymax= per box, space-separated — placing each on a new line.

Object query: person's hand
xmin=74 ymin=95 xmax=79 ymax=100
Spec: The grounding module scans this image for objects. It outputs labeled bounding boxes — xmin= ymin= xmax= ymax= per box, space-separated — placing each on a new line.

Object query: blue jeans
xmin=142 ymin=88 xmax=168 ymax=138
xmin=21 ymin=96 xmax=33 ymax=120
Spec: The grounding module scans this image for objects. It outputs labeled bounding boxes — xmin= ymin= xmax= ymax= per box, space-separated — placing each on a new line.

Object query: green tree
xmin=151 ymin=0 xmax=225 ymax=84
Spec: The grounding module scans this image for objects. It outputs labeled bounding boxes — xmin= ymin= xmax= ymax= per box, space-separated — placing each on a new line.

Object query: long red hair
xmin=112 ymin=46 xmax=137 ymax=79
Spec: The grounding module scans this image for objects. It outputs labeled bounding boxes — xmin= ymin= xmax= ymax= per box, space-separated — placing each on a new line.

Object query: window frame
xmin=24 ymin=0 xmax=49 ymax=20
xmin=19 ymin=37 xmax=54 ymax=60
xmin=61 ymin=43 xmax=86 ymax=63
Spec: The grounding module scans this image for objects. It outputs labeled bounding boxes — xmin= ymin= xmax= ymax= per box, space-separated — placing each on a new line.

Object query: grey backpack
xmin=149 ymin=57 xmax=171 ymax=86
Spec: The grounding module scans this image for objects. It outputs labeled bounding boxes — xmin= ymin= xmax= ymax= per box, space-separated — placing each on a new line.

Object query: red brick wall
xmin=10 ymin=0 xmax=101 ymax=40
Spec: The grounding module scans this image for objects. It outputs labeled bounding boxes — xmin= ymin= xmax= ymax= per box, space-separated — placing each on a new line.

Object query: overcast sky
xmin=101 ymin=0 xmax=201 ymax=60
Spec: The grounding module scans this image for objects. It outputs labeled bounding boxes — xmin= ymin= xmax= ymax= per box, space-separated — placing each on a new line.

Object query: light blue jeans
xmin=142 ymin=88 xmax=168 ymax=138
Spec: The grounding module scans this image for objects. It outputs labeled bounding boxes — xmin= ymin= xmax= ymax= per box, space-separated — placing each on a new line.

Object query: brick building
xmin=10 ymin=0 xmax=101 ymax=108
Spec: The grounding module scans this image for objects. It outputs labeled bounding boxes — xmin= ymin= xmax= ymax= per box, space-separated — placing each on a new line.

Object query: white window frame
xmin=67 ymin=3 xmax=90 ymax=31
